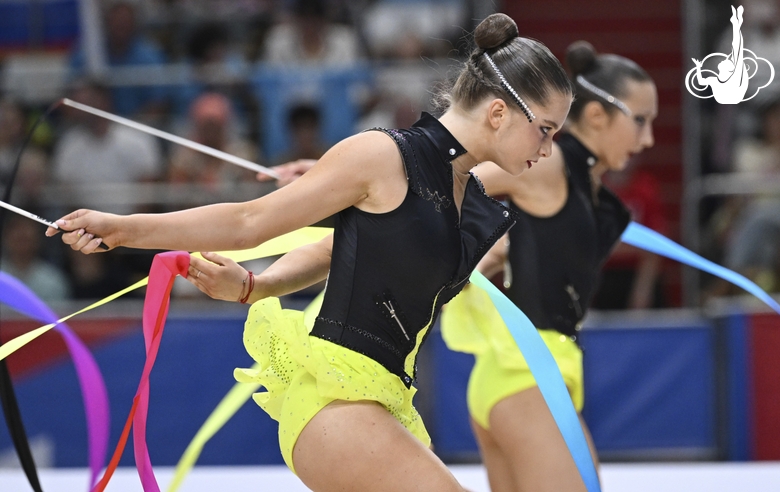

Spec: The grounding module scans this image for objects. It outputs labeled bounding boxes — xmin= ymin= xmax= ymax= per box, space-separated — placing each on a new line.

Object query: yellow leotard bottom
xmin=234 ymin=298 xmax=430 ymax=473
xmin=441 ymin=285 xmax=583 ymax=430
xmin=466 ymin=329 xmax=583 ymax=430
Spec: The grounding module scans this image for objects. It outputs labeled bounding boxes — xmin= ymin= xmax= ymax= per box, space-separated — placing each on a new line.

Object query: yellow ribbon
xmin=0 ymin=226 xmax=331 ymax=491
xmin=167 ymin=292 xmax=325 ymax=492
xmin=0 ymin=227 xmax=332 ymax=362
xmin=0 ymin=279 xmax=148 ymax=362
xmin=166 ymin=378 xmax=260 ymax=492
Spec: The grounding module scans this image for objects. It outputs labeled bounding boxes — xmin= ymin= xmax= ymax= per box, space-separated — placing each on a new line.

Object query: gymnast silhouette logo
xmin=685 ymin=5 xmax=774 ymax=104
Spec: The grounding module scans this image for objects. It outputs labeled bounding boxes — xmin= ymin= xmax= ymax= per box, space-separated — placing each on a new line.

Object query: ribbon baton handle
xmin=0 ymin=199 xmax=110 ymax=251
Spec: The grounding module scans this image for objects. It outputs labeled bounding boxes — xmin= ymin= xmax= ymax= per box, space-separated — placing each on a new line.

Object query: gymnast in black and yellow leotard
xmin=441 ymin=41 xmax=658 ymax=491
xmin=236 ymin=113 xmax=516 ymax=470
xmin=52 ymin=14 xmax=573 ymax=491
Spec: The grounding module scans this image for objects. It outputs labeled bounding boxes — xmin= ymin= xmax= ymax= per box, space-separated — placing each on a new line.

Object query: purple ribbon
xmin=0 ymin=272 xmax=109 ymax=489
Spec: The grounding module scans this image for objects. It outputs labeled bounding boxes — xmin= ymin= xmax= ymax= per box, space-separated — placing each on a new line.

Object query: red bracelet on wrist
xmin=239 ymin=271 xmax=254 ymax=304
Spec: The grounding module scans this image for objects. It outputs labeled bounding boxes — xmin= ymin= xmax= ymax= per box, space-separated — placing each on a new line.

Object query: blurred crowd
xmin=0 ymin=0 xmax=480 ymax=302
xmin=700 ymin=0 xmax=780 ymax=300
xmin=2 ymin=0 xmax=779 ymax=308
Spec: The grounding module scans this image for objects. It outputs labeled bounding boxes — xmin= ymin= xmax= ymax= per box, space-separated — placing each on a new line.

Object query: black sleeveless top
xmin=505 ymin=133 xmax=630 ymax=338
xmin=310 ymin=113 xmax=515 ymax=387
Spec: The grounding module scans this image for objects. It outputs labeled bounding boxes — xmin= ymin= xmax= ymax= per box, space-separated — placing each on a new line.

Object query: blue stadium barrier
xmin=0 ymin=307 xmax=742 ymax=467
xmin=581 ymin=321 xmax=716 ymax=459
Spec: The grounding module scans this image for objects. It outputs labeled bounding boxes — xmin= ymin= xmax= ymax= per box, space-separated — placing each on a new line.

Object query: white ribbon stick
xmin=0 ymin=199 xmax=110 ymax=250
xmin=0 ymin=199 xmax=61 ymax=229
xmin=61 ymin=98 xmax=281 ymax=180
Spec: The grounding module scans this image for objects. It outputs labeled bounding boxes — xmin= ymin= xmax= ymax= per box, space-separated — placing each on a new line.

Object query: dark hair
xmin=288 ymin=103 xmax=321 ymax=128
xmin=294 ymin=0 xmax=326 ymax=19
xmin=566 ymin=40 xmax=652 ymax=120
xmin=447 ymin=13 xmax=572 ymax=112
xmin=188 ymin=23 xmax=229 ymax=62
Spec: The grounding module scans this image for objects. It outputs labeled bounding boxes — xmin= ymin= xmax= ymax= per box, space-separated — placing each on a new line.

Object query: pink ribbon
xmin=92 ymin=251 xmax=189 ymax=492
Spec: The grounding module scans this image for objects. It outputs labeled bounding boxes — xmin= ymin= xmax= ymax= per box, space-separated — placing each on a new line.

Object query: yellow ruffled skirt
xmin=234 ymin=298 xmax=430 ymax=473
xmin=440 ymin=285 xmax=583 ymax=430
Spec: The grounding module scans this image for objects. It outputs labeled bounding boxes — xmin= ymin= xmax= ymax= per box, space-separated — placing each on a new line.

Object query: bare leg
xmin=293 ymin=400 xmax=466 ymax=492
xmin=471 ymin=417 xmax=518 ymax=492
xmin=483 ymin=386 xmax=599 ymax=492
xmin=580 ymin=414 xmax=601 ymax=476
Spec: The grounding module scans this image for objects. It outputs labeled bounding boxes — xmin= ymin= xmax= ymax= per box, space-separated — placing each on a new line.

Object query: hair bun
xmin=474 ymin=13 xmax=519 ymax=51
xmin=566 ymin=40 xmax=598 ymax=75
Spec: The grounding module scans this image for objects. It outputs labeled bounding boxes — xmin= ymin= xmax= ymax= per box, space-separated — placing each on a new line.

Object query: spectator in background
xmin=169 ymin=91 xmax=261 ymax=299
xmin=274 ymin=103 xmax=327 ymax=165
xmin=355 ymin=0 xmax=450 ymax=133
xmin=147 ymin=0 xmax=274 ymax=21
xmin=52 ymin=79 xmax=163 ymax=215
xmin=172 ymin=23 xmax=259 ymax=140
xmin=591 ymin=159 xmax=668 ymax=309
xmin=731 ymin=96 xmax=780 ymax=175
xmin=0 ymin=99 xmax=27 ymax=186
xmin=2 ymin=215 xmax=71 ymax=302
xmin=716 ymin=97 xmax=780 ymax=293
xmin=65 ymin=248 xmax=132 ymax=300
xmin=263 ymin=0 xmax=363 ymax=66
xmin=11 ymin=147 xmax=50 ymax=213
xmin=1 ymin=100 xmax=56 ymax=193
xmin=168 ymin=92 xmax=258 ymax=190
xmin=716 ymin=0 xmax=780 ymax=99
xmin=709 ymin=0 xmax=780 ymax=172
xmin=69 ymin=0 xmax=169 ymax=119
xmin=362 ymin=0 xmax=465 ymax=59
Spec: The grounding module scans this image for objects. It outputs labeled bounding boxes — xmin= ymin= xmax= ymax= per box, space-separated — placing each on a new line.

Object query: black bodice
xmin=505 ymin=133 xmax=630 ymax=338
xmin=310 ymin=113 xmax=515 ymax=386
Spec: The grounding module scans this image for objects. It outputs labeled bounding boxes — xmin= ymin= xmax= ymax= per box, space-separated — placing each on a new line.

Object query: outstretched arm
xmin=185 ymin=233 xmax=334 ymax=303
xmin=476 ymin=234 xmax=508 ymax=279
xmin=627 ymin=248 xmax=662 ymax=309
xmin=47 ymin=132 xmax=398 ymax=254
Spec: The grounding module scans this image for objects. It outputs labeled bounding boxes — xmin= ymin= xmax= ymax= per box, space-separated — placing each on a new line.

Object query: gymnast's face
xmin=600 ymin=79 xmax=657 ymax=172
xmin=491 ymin=91 xmax=571 ymax=176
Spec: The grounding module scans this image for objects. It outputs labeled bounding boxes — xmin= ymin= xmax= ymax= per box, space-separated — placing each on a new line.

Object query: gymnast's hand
xmin=45 ymin=209 xmax=118 ymax=253
xmin=257 ymin=159 xmax=317 ymax=187
xmin=187 ymin=252 xmax=263 ymax=303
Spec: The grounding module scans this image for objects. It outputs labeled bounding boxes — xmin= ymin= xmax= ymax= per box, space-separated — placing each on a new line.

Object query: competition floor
xmin=2 ymin=463 xmax=780 ymax=491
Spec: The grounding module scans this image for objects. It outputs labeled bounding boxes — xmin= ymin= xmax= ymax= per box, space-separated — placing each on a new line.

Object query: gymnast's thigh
xmin=488 ymin=387 xmax=589 ymax=492
xmin=292 ymin=399 xmax=465 ymax=492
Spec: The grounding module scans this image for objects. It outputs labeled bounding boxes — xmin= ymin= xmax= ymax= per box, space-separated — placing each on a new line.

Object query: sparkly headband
xmin=575 ymin=75 xmax=631 ymax=116
xmin=482 ymin=52 xmax=536 ymax=123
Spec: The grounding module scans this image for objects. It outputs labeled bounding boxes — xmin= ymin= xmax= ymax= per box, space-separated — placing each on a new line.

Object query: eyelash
xmin=634 ymin=116 xmax=646 ymax=126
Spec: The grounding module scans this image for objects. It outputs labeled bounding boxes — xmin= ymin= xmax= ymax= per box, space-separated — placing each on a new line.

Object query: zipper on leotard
xmin=382 ymin=300 xmax=410 ymax=340
xmin=565 ymin=284 xmax=583 ymax=319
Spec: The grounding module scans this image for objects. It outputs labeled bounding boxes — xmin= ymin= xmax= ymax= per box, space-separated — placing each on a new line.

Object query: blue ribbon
xmin=469 ymin=271 xmax=602 ymax=492
xmin=469 ymin=221 xmax=780 ymax=492
xmin=621 ymin=222 xmax=780 ymax=314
